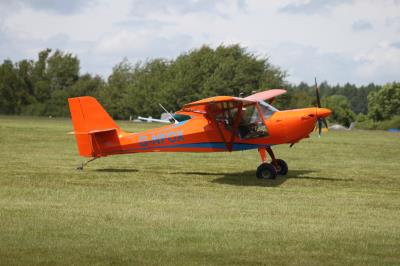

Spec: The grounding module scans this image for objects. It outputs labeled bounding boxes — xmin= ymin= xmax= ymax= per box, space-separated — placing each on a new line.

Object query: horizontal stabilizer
xmin=88 ymin=128 xmax=119 ymax=134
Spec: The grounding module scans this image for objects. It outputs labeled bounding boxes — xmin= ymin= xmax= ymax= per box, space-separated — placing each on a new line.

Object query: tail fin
xmin=68 ymin=97 xmax=121 ymax=157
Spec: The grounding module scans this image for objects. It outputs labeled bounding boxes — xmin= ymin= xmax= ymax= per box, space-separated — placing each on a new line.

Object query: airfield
xmin=0 ymin=115 xmax=399 ymax=265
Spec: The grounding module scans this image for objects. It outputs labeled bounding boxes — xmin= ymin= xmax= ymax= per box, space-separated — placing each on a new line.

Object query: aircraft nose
xmin=316 ymin=108 xmax=332 ymax=118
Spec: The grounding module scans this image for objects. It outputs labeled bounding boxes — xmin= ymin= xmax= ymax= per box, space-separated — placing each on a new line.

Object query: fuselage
xmin=99 ymin=106 xmax=331 ymax=156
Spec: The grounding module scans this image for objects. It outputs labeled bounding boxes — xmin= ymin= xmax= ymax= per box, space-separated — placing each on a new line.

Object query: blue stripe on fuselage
xmin=122 ymin=142 xmax=268 ymax=152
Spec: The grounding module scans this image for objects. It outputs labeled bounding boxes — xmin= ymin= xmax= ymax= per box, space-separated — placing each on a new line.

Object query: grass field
xmin=0 ymin=115 xmax=399 ymax=265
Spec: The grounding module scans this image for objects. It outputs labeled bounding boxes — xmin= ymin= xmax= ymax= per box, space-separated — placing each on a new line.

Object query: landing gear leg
xmin=266 ymin=146 xmax=288 ymax=176
xmin=258 ymin=147 xmax=267 ymax=163
xmin=77 ymin=157 xmax=97 ymax=170
xmin=266 ymin=146 xmax=277 ymax=167
xmin=256 ymin=148 xmax=277 ymax=179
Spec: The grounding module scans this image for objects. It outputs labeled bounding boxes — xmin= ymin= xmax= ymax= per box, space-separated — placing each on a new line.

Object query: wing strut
xmin=209 ymin=111 xmax=229 ymax=151
xmin=208 ymin=102 xmax=243 ymax=152
xmin=227 ymin=102 xmax=243 ymax=151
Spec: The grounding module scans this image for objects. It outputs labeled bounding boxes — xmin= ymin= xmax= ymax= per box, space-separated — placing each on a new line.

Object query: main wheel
xmin=274 ymin=159 xmax=288 ymax=175
xmin=256 ymin=163 xmax=277 ymax=179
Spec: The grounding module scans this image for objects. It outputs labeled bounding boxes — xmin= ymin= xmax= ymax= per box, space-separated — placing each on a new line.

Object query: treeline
xmin=0 ymin=45 xmax=285 ymax=118
xmin=0 ymin=45 xmax=399 ymax=129
xmin=0 ymin=48 xmax=103 ymax=117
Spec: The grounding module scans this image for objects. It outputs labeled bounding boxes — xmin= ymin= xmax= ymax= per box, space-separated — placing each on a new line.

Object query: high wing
xmin=177 ymin=89 xmax=286 ymax=115
xmin=179 ymin=96 xmax=254 ymax=115
xmin=178 ymin=96 xmax=255 ymax=151
xmin=244 ymin=89 xmax=286 ymax=103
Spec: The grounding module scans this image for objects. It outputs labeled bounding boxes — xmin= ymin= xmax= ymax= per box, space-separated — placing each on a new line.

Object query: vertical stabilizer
xmin=68 ymin=97 xmax=121 ymax=157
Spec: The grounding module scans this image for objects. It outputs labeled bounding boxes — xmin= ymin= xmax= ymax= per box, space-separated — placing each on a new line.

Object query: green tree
xmin=32 ymin=49 xmax=52 ymax=102
xmin=284 ymin=82 xmax=313 ymax=109
xmin=323 ymin=95 xmax=356 ymax=127
xmin=0 ymin=48 xmax=104 ymax=116
xmin=0 ymin=60 xmax=20 ymax=114
xmin=101 ymin=44 xmax=287 ymax=119
xmin=46 ymin=50 xmax=80 ymax=92
xmin=69 ymin=74 xmax=104 ymax=97
xmin=368 ymin=82 xmax=400 ymax=121
xmin=17 ymin=59 xmax=35 ymax=105
xmin=43 ymin=50 xmax=81 ymax=116
xmin=129 ymin=59 xmax=170 ymax=118
xmin=44 ymin=89 xmax=70 ymax=116
xmin=98 ymin=59 xmax=133 ymax=119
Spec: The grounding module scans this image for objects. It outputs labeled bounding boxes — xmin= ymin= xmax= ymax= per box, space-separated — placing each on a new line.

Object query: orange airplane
xmin=68 ymin=85 xmax=331 ymax=179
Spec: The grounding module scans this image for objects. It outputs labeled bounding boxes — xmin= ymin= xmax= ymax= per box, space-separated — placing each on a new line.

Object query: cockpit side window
xmin=214 ymin=101 xmax=238 ymax=131
xmin=212 ymin=101 xmax=273 ymax=139
xmin=238 ymin=103 xmax=268 ymax=139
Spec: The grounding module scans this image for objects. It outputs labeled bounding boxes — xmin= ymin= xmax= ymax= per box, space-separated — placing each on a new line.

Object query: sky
xmin=0 ymin=0 xmax=399 ymax=85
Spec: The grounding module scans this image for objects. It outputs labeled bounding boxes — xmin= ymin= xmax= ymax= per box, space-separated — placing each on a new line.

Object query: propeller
xmin=314 ymin=78 xmax=329 ymax=137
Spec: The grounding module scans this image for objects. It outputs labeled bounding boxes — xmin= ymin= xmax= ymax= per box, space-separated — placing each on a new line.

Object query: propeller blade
xmin=318 ymin=119 xmax=322 ymax=137
xmin=322 ymin=118 xmax=328 ymax=129
xmin=314 ymin=78 xmax=330 ymax=137
xmin=314 ymin=77 xmax=321 ymax=108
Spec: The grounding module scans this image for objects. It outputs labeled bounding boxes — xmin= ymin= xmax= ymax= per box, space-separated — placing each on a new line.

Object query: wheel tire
xmin=274 ymin=159 xmax=288 ymax=175
xmin=256 ymin=163 xmax=277 ymax=179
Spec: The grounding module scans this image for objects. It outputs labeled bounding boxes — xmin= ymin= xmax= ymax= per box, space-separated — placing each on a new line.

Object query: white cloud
xmin=94 ymin=30 xmax=192 ymax=58
xmin=0 ymin=0 xmax=399 ymax=85
xmin=354 ymin=42 xmax=400 ymax=83
xmin=131 ymin=0 xmax=211 ymax=16
xmin=279 ymin=0 xmax=353 ymax=15
xmin=0 ymin=0 xmax=95 ymax=15
xmin=352 ymin=20 xmax=373 ymax=31
xmin=391 ymin=41 xmax=400 ymax=49
xmin=269 ymin=42 xmax=362 ymax=84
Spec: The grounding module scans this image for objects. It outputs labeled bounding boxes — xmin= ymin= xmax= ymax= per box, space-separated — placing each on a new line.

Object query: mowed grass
xmin=0 ymin=115 xmax=399 ymax=266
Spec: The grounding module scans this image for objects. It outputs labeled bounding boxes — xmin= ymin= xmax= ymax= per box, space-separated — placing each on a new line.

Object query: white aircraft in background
xmin=137 ymin=116 xmax=171 ymax=124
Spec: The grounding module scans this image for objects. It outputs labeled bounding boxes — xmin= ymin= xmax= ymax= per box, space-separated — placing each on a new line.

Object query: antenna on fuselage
xmin=159 ymin=103 xmax=178 ymax=124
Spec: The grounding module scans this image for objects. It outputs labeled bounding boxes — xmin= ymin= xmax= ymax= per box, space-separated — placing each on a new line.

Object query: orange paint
xmin=68 ymin=90 xmax=331 ymax=175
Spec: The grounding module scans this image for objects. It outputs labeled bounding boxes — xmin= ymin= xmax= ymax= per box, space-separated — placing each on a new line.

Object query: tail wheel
xmin=274 ymin=159 xmax=288 ymax=175
xmin=256 ymin=163 xmax=277 ymax=179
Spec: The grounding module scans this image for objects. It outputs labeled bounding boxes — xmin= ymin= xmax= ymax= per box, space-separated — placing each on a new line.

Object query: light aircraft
xmin=68 ymin=81 xmax=331 ymax=179
xmin=137 ymin=116 xmax=170 ymax=124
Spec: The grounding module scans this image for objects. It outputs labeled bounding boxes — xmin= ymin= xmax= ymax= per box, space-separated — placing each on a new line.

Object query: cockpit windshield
xmin=258 ymin=101 xmax=278 ymax=120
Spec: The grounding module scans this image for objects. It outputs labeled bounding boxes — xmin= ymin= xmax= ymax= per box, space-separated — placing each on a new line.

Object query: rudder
xmin=68 ymin=97 xmax=121 ymax=157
